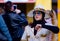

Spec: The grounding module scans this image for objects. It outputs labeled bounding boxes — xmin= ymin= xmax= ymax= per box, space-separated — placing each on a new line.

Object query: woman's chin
xmin=35 ymin=19 xmax=40 ymax=21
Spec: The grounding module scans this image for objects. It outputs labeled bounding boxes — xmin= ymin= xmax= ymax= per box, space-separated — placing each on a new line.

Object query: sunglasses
xmin=33 ymin=11 xmax=42 ymax=16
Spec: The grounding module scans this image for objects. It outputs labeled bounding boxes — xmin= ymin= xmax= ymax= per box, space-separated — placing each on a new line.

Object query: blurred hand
xmin=35 ymin=24 xmax=42 ymax=30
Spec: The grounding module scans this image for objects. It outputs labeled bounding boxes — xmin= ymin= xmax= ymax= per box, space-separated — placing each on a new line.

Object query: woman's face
xmin=34 ymin=12 xmax=42 ymax=21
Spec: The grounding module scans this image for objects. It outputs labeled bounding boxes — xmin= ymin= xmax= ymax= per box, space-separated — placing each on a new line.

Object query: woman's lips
xmin=36 ymin=16 xmax=38 ymax=18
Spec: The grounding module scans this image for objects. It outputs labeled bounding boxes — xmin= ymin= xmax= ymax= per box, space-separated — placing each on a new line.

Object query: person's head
xmin=33 ymin=10 xmax=45 ymax=21
xmin=33 ymin=5 xmax=45 ymax=21
xmin=4 ymin=1 xmax=13 ymax=12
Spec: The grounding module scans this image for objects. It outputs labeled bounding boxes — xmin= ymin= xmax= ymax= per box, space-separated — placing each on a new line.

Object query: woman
xmin=21 ymin=8 xmax=55 ymax=41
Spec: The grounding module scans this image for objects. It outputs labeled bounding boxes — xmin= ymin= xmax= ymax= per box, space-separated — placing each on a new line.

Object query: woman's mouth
xmin=36 ymin=16 xmax=38 ymax=18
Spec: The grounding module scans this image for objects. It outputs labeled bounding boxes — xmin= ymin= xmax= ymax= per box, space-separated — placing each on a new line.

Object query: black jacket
xmin=2 ymin=12 xmax=28 ymax=39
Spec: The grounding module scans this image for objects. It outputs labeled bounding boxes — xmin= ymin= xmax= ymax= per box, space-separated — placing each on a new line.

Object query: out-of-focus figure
xmin=2 ymin=1 xmax=28 ymax=41
xmin=45 ymin=10 xmax=58 ymax=41
xmin=13 ymin=4 xmax=28 ymax=26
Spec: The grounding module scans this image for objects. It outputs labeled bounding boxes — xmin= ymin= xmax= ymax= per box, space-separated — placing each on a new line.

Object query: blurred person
xmin=48 ymin=10 xmax=58 ymax=41
xmin=50 ymin=10 xmax=58 ymax=41
xmin=13 ymin=4 xmax=28 ymax=35
xmin=14 ymin=5 xmax=28 ymax=26
xmin=0 ymin=15 xmax=12 ymax=41
xmin=21 ymin=5 xmax=59 ymax=41
xmin=2 ymin=1 xmax=28 ymax=41
xmin=45 ymin=10 xmax=58 ymax=41
xmin=12 ymin=4 xmax=28 ymax=26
